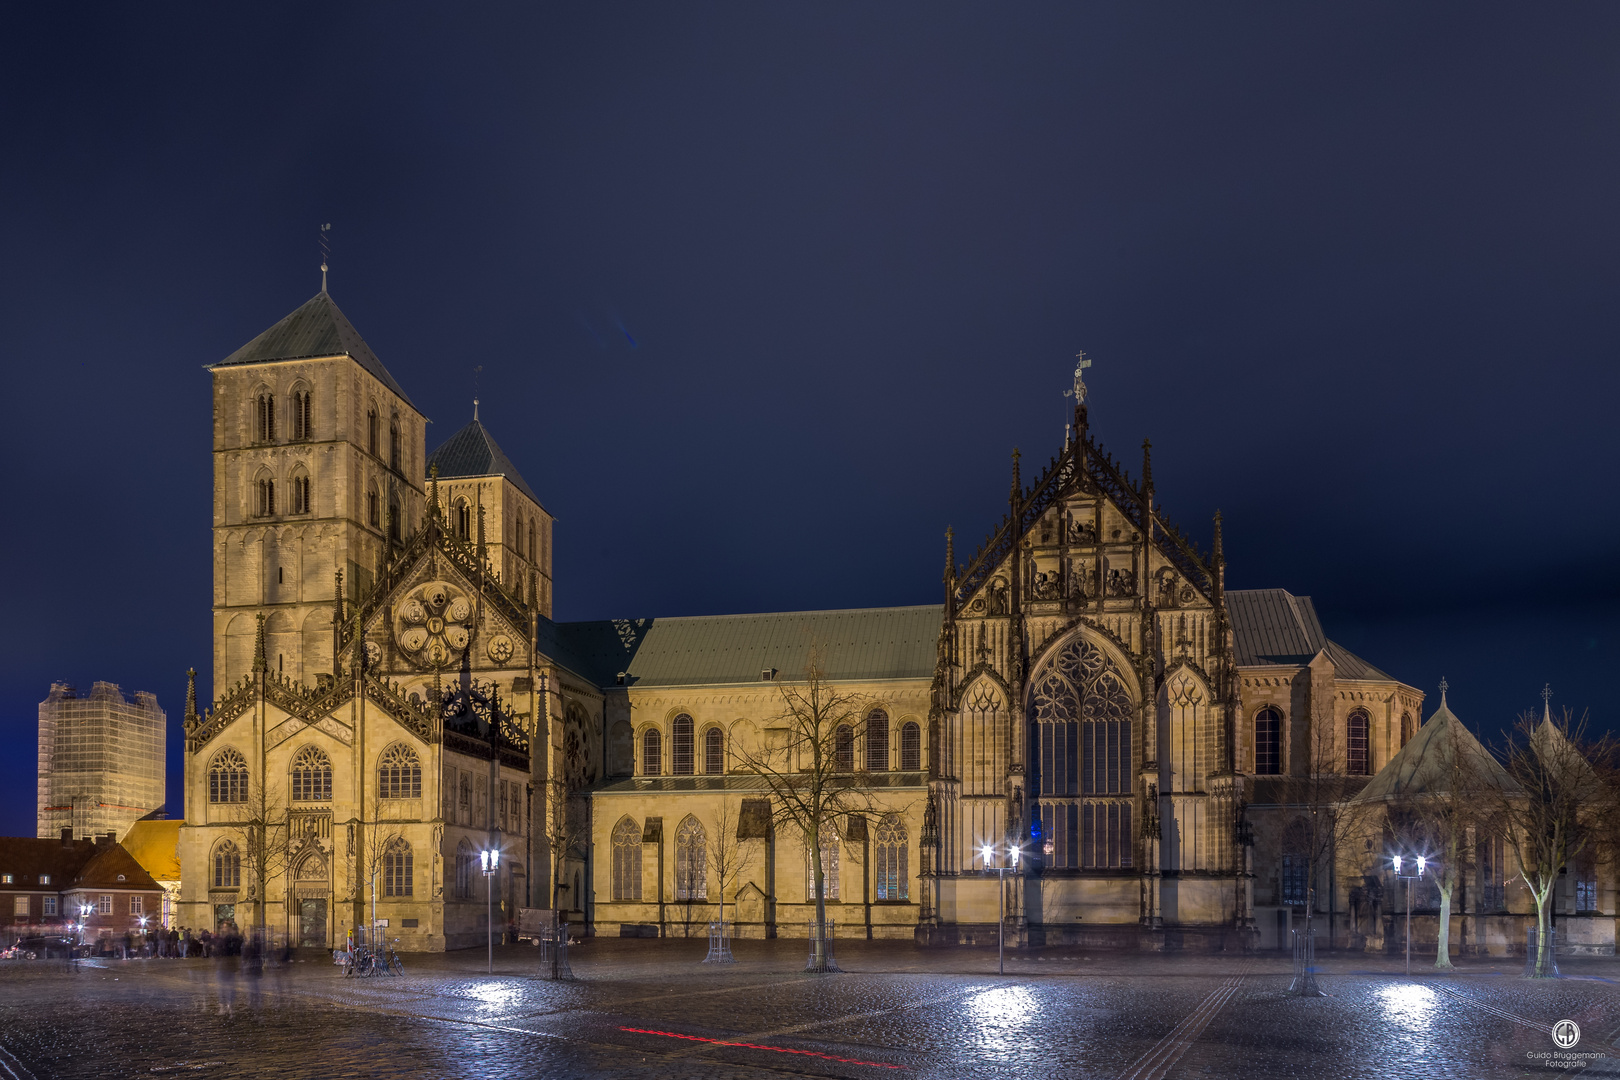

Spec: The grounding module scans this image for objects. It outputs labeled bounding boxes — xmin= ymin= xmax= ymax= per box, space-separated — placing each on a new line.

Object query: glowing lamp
xmin=1392 ymin=854 xmax=1402 ymax=874
xmin=1416 ymin=855 xmax=1426 ymax=876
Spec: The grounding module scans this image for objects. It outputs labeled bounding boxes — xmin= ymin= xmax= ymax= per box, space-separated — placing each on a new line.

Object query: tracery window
xmin=865 ymin=710 xmax=889 ymax=772
xmin=611 ymin=817 xmax=642 ymax=901
xmin=1254 ymin=708 xmax=1282 ymax=775
xmin=1280 ymin=819 xmax=1309 ymax=907
xmin=671 ymin=714 xmax=694 ymax=776
xmin=209 ymin=748 xmax=248 ymax=804
xmin=1346 ymin=709 xmax=1370 ymax=776
xmin=642 ymin=729 xmax=662 ymax=775
xmin=806 ymin=819 xmax=840 ymax=900
xmin=383 ymin=839 xmax=413 ymax=896
xmin=378 ymin=744 xmax=422 ymax=800
xmin=704 ymin=727 xmax=724 ymax=775
xmin=900 ymin=722 xmax=921 ymax=771
xmin=212 ymin=841 xmax=241 ymax=888
xmin=1030 ymin=635 xmax=1133 ymax=869
xmin=255 ymin=392 xmax=275 ymax=442
xmin=292 ymin=389 xmax=312 ymax=440
xmin=835 ymin=725 xmax=855 ymax=772
xmin=874 ymin=813 xmax=908 ymax=900
xmin=674 ymin=815 xmax=707 ymax=901
xmin=289 ymin=745 xmax=331 ymax=802
xmin=455 ymin=840 xmax=474 ymax=900
xmin=291 ymin=472 xmax=311 ymax=515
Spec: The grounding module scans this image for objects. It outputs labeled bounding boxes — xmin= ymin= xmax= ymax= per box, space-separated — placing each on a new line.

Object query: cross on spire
xmin=1438 ymin=676 xmax=1448 ymax=703
xmin=1542 ymin=683 xmax=1553 ymax=706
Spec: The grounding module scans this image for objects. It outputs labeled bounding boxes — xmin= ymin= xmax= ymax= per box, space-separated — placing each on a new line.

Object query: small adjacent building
xmin=121 ymin=818 xmax=183 ymax=929
xmin=0 ymin=832 xmax=164 ymax=946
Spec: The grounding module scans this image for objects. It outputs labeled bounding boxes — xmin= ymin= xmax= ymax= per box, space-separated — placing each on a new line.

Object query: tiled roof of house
xmin=427 ymin=419 xmax=545 ymax=509
xmin=0 ymin=837 xmax=104 ymax=890
xmin=551 ymin=605 xmax=945 ymax=690
xmin=71 ymin=845 xmax=160 ymax=891
xmin=211 ymin=291 xmax=417 ymax=409
xmin=1227 ymin=588 xmax=1394 ymax=681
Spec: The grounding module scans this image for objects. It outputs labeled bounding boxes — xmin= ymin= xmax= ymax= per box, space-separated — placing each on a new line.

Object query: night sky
xmin=2 ymin=4 xmax=1616 ymax=834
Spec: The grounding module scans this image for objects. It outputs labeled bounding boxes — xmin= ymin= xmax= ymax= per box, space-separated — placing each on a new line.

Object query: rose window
xmin=393 ymin=580 xmax=473 ymax=669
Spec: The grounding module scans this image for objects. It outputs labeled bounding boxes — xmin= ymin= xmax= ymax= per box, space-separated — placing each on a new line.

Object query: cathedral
xmin=177 ymin=286 xmax=1435 ymax=952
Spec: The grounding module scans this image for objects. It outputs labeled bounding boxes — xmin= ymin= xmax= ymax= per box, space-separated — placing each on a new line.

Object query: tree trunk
xmin=1532 ymin=882 xmax=1554 ymax=977
xmin=810 ymin=823 xmax=828 ymax=970
xmin=1434 ymin=882 xmax=1454 ymax=969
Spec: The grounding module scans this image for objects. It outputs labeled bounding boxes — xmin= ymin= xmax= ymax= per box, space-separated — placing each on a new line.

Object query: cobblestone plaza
xmin=0 ymin=941 xmax=1615 ymax=1079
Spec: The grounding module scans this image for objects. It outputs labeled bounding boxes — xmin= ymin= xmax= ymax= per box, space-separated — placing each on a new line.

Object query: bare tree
xmin=733 ymin=654 xmax=885 ymax=972
xmin=1279 ymin=709 xmax=1375 ymax=947
xmin=546 ymin=776 xmax=587 ymax=913
xmin=233 ymin=781 xmax=292 ymax=932
xmin=359 ymin=792 xmax=405 ymax=935
xmin=710 ymin=798 xmax=755 ymax=933
xmin=1477 ymin=707 xmax=1616 ymax=977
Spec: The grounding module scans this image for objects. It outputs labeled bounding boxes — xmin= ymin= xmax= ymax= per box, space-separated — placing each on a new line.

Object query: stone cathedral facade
xmin=178 ymin=289 xmax=1429 ymax=951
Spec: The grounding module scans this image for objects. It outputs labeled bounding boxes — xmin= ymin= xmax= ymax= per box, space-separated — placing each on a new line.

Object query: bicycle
xmin=384 ymin=938 xmax=404 ymax=977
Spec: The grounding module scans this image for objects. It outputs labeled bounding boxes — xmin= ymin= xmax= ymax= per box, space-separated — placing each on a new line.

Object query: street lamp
xmin=480 ymin=848 xmax=500 ymax=974
xmin=1392 ymin=853 xmax=1429 ymax=976
xmin=979 ymin=842 xmax=1020 ymax=975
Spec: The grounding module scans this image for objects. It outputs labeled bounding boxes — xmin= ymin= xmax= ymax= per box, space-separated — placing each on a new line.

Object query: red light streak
xmin=619 ymin=1026 xmax=904 ymax=1069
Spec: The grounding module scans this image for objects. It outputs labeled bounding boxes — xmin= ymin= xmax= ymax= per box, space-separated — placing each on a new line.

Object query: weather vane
xmin=1064 ymin=351 xmax=1092 ymax=407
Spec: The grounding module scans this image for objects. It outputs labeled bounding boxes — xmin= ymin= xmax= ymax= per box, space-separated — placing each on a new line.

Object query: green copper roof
xmin=1227 ymin=588 xmax=1394 ymax=681
xmin=213 ymin=291 xmax=417 ymax=410
xmin=553 ymin=604 xmax=945 ymax=690
xmin=1349 ymin=695 xmax=1520 ymax=803
xmin=427 ymin=419 xmax=544 ymax=508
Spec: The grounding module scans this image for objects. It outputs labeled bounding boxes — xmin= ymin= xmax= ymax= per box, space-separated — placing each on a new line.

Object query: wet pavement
xmin=0 ymin=939 xmax=1615 ymax=1079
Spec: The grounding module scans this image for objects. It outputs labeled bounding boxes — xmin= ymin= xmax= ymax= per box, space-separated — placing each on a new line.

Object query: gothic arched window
xmin=212 ymin=840 xmax=241 ymax=888
xmin=291 ymin=388 xmax=312 ymax=440
xmin=1254 ymin=708 xmax=1282 ymax=775
xmin=367 ymin=485 xmax=379 ymax=528
xmin=874 ymin=813 xmax=908 ymax=900
xmin=454 ymin=498 xmax=471 ymax=540
xmin=289 ymin=745 xmax=331 ymax=802
xmin=611 ymin=817 xmax=643 ymax=901
xmin=671 ymin=714 xmax=694 ymax=775
xmin=388 ymin=496 xmax=400 ymax=542
xmin=865 ymin=710 xmax=889 ymax=771
xmin=1401 ymin=711 xmax=1414 ymax=746
xmin=455 ymin=840 xmax=474 ymax=900
xmin=378 ymin=744 xmax=422 ymax=799
xmin=528 ymin=521 xmax=537 ymax=563
xmin=290 ymin=470 xmax=311 ymax=515
xmin=704 ymin=727 xmax=724 ymax=775
xmin=806 ymin=819 xmax=839 ymax=900
xmin=388 ymin=418 xmax=401 ymax=471
xmin=1346 ymin=708 xmax=1371 ymax=776
xmin=835 ymin=725 xmax=855 ymax=772
xmin=1030 ymin=635 xmax=1134 ymax=869
xmin=255 ymin=392 xmax=275 ymax=442
xmin=256 ymin=477 xmax=276 ymax=517
xmin=367 ymin=407 xmax=379 ymax=456
xmin=209 ymin=748 xmax=248 ymax=804
xmin=674 ymin=815 xmax=707 ymax=901
xmin=900 ymin=721 xmax=922 ymax=772
xmin=383 ymin=838 xmax=413 ymax=896
xmin=641 ymin=729 xmax=662 ymax=775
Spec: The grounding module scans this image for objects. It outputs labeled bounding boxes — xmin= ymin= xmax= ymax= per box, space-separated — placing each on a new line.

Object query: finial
xmin=1211 ymin=510 xmax=1224 ymax=564
xmin=184 ymin=668 xmax=197 ymax=722
xmin=1010 ymin=448 xmax=1022 ymax=499
xmin=319 ymin=223 xmax=331 ymax=293
xmin=428 ymin=463 xmax=442 ymax=521
xmin=1542 ymin=683 xmax=1553 ymax=720
xmin=1438 ymin=676 xmax=1448 ymax=705
xmin=252 ymin=613 xmax=267 ymax=673
xmin=944 ymin=527 xmax=955 ymax=580
xmin=476 ymin=490 xmax=487 ymax=559
xmin=473 ymin=398 xmax=479 ymax=421
xmin=1142 ymin=438 xmax=1154 ymax=494
xmin=473 ymin=365 xmax=483 ymax=421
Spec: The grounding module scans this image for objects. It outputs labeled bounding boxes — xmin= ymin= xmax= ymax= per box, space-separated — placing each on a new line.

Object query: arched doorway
xmin=293 ymin=851 xmax=330 ymax=947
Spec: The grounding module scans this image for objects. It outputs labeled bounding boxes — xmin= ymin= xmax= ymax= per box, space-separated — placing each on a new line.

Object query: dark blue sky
xmin=1 ymin=4 xmax=1615 ymax=834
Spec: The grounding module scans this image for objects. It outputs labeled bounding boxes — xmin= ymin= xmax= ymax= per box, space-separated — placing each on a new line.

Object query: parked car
xmin=8 ymin=936 xmax=75 ymax=959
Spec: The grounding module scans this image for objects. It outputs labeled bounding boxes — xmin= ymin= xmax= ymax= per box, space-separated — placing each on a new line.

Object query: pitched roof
xmin=119 ymin=820 xmax=181 ymax=881
xmin=554 ymin=605 xmax=945 ymax=690
xmin=0 ymin=837 xmax=101 ymax=889
xmin=1227 ymin=588 xmax=1394 ymax=681
xmin=212 ymin=291 xmax=417 ymax=409
xmin=72 ymin=844 xmax=161 ymax=891
xmin=428 ymin=419 xmax=544 ymax=508
xmin=1349 ymin=695 xmax=1520 ymax=803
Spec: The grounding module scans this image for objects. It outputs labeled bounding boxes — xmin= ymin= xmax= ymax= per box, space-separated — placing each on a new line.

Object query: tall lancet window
xmin=1030 ymin=635 xmax=1133 ymax=870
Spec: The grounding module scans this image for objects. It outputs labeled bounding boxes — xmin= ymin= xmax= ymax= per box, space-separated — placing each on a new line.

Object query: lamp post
xmin=979 ymin=842 xmax=1020 ymax=975
xmin=1392 ymin=853 xmax=1427 ymax=976
xmin=481 ymin=848 xmax=500 ymax=974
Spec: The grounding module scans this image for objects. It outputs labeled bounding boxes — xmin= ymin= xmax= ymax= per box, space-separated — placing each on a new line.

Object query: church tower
xmin=210 ymin=290 xmax=427 ymax=697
